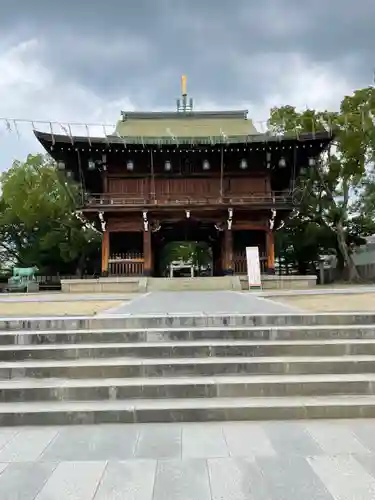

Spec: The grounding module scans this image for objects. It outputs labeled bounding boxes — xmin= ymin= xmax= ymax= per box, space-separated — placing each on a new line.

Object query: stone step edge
xmin=1 ymin=373 xmax=375 ymax=390
xmin=1 ymin=396 xmax=375 ymax=424
xmin=2 ymin=324 xmax=375 ymax=336
xmin=2 ymin=315 xmax=375 ymax=331
xmin=3 ymin=354 xmax=375 ymax=368
xmin=5 ymin=338 xmax=375 ymax=351
xmin=3 ymin=312 xmax=375 ymax=320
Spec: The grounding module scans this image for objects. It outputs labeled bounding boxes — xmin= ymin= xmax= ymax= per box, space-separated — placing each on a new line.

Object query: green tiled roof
xmin=112 ymin=111 xmax=258 ymax=141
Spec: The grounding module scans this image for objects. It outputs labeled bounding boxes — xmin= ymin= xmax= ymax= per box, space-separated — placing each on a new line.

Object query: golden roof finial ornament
xmin=181 ymin=75 xmax=187 ymax=96
xmin=177 ymin=76 xmax=193 ymax=112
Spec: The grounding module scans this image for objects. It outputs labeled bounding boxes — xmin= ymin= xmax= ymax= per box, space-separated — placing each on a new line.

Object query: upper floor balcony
xmin=82 ymin=191 xmax=294 ymax=211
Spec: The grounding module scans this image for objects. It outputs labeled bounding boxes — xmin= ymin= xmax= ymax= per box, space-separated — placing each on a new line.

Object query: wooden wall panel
xmin=228 ymin=177 xmax=270 ymax=194
xmin=108 ymin=178 xmax=149 ymax=195
xmin=107 ymin=217 xmax=142 ymax=232
xmin=107 ymin=175 xmax=271 ymax=196
xmin=154 ymin=178 xmax=220 ymax=195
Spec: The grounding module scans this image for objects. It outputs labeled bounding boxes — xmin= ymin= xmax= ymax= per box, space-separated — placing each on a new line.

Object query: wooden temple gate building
xmin=35 ymin=80 xmax=332 ymax=279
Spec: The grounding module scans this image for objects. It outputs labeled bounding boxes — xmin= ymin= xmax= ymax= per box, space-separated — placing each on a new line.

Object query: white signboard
xmin=246 ymin=246 xmax=262 ymax=289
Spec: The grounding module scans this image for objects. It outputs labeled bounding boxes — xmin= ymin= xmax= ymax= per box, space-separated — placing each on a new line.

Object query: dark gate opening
xmin=109 ymin=232 xmax=144 ymax=276
xmin=233 ymin=230 xmax=267 ymax=274
xmin=152 ymin=219 xmax=221 ymax=277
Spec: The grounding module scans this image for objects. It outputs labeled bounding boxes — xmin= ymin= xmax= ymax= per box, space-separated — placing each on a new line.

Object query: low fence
xmin=323 ymin=264 xmax=375 ymax=283
xmin=0 ymin=274 xmax=102 ymax=292
xmin=108 ymin=260 xmax=144 ymax=276
xmin=86 ymin=192 xmax=293 ymax=209
xmin=233 ymin=251 xmax=267 ymax=275
xmin=108 ymin=253 xmax=144 ymax=276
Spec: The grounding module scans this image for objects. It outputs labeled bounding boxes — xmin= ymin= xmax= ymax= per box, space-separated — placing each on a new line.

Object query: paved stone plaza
xmin=2 ymin=290 xmax=375 ymax=497
xmin=105 ymin=290 xmax=299 ymax=315
xmin=2 ymin=420 xmax=375 ymax=499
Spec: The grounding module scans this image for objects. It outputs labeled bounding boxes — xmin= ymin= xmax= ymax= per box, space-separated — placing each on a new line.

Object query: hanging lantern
xmin=202 ymin=159 xmax=210 ymax=170
xmin=164 ymin=160 xmax=172 ymax=171
xmin=57 ymin=161 xmax=65 ymax=170
xmin=240 ymin=158 xmax=248 ymax=170
xmin=88 ymin=160 xmax=95 ymax=171
xmin=308 ymin=157 xmax=316 ymax=167
xmin=126 ymin=160 xmax=134 ymax=171
xmin=278 ymin=157 xmax=286 ymax=168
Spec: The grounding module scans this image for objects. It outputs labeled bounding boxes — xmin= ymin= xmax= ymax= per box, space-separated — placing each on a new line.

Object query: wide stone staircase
xmin=2 ymin=312 xmax=375 ymax=425
xmin=146 ymin=276 xmax=242 ymax=291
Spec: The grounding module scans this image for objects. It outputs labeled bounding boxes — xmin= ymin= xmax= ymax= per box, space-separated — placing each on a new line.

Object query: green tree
xmin=161 ymin=241 xmax=212 ymax=276
xmin=0 ymin=154 xmax=100 ymax=275
xmin=356 ymin=169 xmax=375 ymax=230
xmin=269 ymin=86 xmax=375 ymax=281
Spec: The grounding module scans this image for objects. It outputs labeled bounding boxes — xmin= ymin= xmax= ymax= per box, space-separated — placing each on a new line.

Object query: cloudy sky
xmin=0 ymin=0 xmax=374 ymax=170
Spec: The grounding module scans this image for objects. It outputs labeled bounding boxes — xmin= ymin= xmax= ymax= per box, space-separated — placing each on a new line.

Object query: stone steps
xmin=3 ymin=339 xmax=375 ymax=360
xmin=3 ymin=312 xmax=375 ymax=331
xmin=3 ymin=355 xmax=375 ymax=379
xmin=1 ymin=395 xmax=375 ymax=425
xmin=2 ymin=325 xmax=375 ymax=345
xmin=146 ymin=276 xmax=242 ymax=292
xmin=2 ymin=312 xmax=375 ymax=424
xmin=1 ymin=373 xmax=375 ymax=402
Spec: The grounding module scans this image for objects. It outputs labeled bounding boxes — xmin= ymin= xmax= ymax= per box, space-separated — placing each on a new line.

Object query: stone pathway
xmin=105 ymin=291 xmax=299 ymax=315
xmin=2 ymin=420 xmax=375 ymax=498
xmin=263 ymin=285 xmax=375 ymax=296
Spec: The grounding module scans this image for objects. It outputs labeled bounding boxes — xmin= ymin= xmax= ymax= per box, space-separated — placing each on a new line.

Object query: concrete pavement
xmin=0 ymin=293 xmax=138 ymax=303
xmin=262 ymin=285 xmax=375 ymax=296
xmin=2 ymin=291 xmax=375 ymax=498
xmin=104 ymin=291 xmax=300 ymax=315
xmin=2 ymin=420 xmax=375 ymax=498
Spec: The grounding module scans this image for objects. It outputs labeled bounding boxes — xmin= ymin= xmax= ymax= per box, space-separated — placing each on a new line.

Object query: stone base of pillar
xmin=101 ymin=271 xmax=109 ymax=278
xmin=267 ymin=267 xmax=276 ymax=275
xmin=143 ymin=269 xmax=152 ymax=276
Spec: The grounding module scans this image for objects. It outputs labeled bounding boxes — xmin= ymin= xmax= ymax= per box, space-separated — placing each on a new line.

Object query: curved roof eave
xmin=34 ymin=129 xmax=334 ymax=148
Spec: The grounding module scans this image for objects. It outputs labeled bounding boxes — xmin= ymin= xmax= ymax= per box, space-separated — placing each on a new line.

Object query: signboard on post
xmin=246 ymin=246 xmax=262 ymax=290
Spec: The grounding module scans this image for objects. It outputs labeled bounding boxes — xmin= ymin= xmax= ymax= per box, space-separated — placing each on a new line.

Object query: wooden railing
xmin=234 ymin=253 xmax=267 ymax=274
xmin=108 ymin=253 xmax=144 ymax=276
xmin=85 ymin=192 xmax=293 ymax=209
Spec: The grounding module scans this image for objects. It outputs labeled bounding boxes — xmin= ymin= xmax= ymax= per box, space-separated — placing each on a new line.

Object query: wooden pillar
xmin=103 ymin=171 xmax=108 ymax=194
xmin=223 ymin=229 xmax=233 ymax=275
xmin=101 ymin=231 xmax=110 ymax=275
xmin=143 ymin=229 xmax=152 ymax=276
xmin=150 ymin=150 xmax=155 ymax=202
xmin=220 ymin=146 xmax=224 ymax=198
xmin=266 ymin=230 xmax=275 ymax=274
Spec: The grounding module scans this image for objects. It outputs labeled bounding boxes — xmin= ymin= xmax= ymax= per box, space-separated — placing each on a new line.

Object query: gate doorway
xmin=152 ymin=219 xmax=221 ymax=277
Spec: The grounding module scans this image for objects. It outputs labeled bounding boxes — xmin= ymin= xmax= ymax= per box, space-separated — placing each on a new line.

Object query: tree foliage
xmin=161 ymin=241 xmax=212 ymax=275
xmin=270 ymin=86 xmax=375 ymax=280
xmin=0 ymin=154 xmax=100 ymax=275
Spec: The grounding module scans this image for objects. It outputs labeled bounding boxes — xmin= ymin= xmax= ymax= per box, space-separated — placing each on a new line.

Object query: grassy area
xmin=277 ymin=293 xmax=375 ymax=312
xmin=0 ymin=300 xmax=123 ymax=317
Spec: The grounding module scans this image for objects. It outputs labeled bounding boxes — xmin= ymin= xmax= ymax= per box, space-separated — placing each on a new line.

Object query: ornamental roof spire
xmin=177 ymin=75 xmax=193 ymax=113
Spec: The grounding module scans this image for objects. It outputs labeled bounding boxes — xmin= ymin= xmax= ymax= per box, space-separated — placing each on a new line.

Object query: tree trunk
xmin=336 ymin=220 xmax=360 ymax=282
xmin=315 ymin=156 xmax=360 ymax=282
xmin=75 ymin=254 xmax=85 ymax=278
xmin=297 ymin=261 xmax=308 ymax=275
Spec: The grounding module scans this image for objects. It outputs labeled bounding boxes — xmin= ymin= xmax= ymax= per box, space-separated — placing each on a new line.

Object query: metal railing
xmin=84 ymin=192 xmax=293 ymax=208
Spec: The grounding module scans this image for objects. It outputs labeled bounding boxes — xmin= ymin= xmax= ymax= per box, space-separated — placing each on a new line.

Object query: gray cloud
xmin=1 ymin=0 xmax=374 ymax=111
